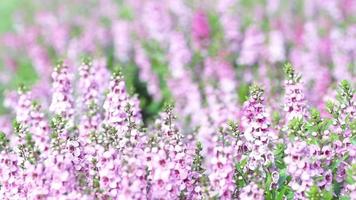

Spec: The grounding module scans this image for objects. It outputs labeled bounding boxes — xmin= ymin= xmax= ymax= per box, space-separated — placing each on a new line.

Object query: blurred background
xmin=0 ymin=0 xmax=355 ymax=123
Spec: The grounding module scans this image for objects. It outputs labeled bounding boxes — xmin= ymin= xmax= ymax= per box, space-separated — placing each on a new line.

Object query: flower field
xmin=0 ymin=0 xmax=355 ymax=199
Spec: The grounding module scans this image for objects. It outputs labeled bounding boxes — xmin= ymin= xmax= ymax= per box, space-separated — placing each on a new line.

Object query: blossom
xmin=283 ymin=63 xmax=308 ymax=122
xmin=242 ymin=85 xmax=276 ymax=172
xmin=284 ymin=140 xmax=313 ymax=199
xmin=192 ymin=10 xmax=210 ymax=49
xmin=113 ymin=20 xmax=132 ymax=62
xmin=208 ymin=144 xmax=235 ymax=199
xmin=147 ymin=109 xmax=193 ymax=199
xmin=103 ymin=74 xmax=141 ymax=130
xmin=78 ymin=61 xmax=102 ymax=144
xmin=237 ymin=26 xmax=265 ymax=66
xmin=49 ymin=63 xmax=74 ymax=120
xmin=239 ymin=182 xmax=264 ymax=200
xmin=0 ymin=0 xmax=355 ymax=199
xmin=142 ymin=1 xmax=172 ymax=43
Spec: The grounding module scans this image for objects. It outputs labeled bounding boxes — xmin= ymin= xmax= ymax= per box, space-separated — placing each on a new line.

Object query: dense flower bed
xmin=0 ymin=0 xmax=355 ymax=199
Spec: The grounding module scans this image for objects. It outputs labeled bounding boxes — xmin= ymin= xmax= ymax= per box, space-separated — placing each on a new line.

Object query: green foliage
xmin=264 ymin=169 xmax=293 ymax=200
xmin=0 ymin=57 xmax=38 ymax=114
xmin=50 ymin=115 xmax=68 ymax=150
xmin=113 ymin=59 xmax=164 ymax=124
xmin=274 ymin=143 xmax=286 ymax=169
xmin=330 ymin=132 xmax=340 ymax=142
xmin=238 ymin=83 xmax=250 ymax=104
xmin=277 ymin=169 xmax=288 ymax=187
xmin=283 ymin=62 xmax=300 ymax=82
xmin=351 ymin=120 xmax=356 ymax=144
xmin=13 ymin=120 xmax=22 ymax=135
xmin=118 ymin=3 xmax=134 ymax=20
xmin=336 ymin=80 xmax=354 ymax=106
xmin=191 ymin=141 xmax=210 ymax=197
xmin=207 ymin=12 xmax=223 ymax=56
xmin=234 ymin=159 xmax=248 ymax=190
xmin=0 ymin=131 xmax=9 ymax=151
xmin=50 ymin=115 xmax=67 ymax=133
xmin=340 ymin=196 xmax=351 ymax=200
xmin=264 ymin=173 xmax=273 ymax=199
xmin=261 ymin=16 xmax=270 ymax=32
xmin=332 ymin=181 xmax=343 ymax=198
xmin=305 ymin=108 xmax=333 ymax=144
xmin=190 ymin=51 xmax=204 ymax=69
xmin=192 ymin=142 xmax=204 ymax=173
xmin=345 ymin=164 xmax=356 ymax=185
xmin=249 ymin=83 xmax=264 ymax=102
xmin=227 ymin=120 xmax=241 ymax=139
xmin=326 ymin=100 xmax=340 ymax=121
xmin=13 ymin=120 xmax=39 ymax=165
xmin=11 ymin=59 xmax=38 ymax=86
xmin=178 ymin=190 xmax=187 ymax=200
xmin=287 ymin=117 xmax=306 ymax=138
xmin=326 ymin=80 xmax=355 ymax=137
xmin=0 ymin=0 xmax=26 ymax=33
xmin=310 ymin=108 xmax=321 ymax=123
xmin=275 ymin=185 xmax=294 ymax=200
xmin=272 ymin=111 xmax=281 ymax=126
xmin=99 ymin=124 xmax=120 ymax=150
xmin=307 ymin=185 xmax=333 ymax=200
xmin=137 ymin=40 xmax=172 ymax=122
xmin=330 ymin=154 xmax=349 ymax=175
xmin=25 ymin=132 xmax=35 ymax=148
xmin=240 ymin=0 xmax=266 ymax=9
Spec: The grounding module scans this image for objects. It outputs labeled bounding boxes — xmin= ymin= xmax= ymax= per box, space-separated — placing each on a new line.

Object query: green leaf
xmin=340 ymin=196 xmax=351 ymax=200
xmin=0 ymin=131 xmax=9 ymax=151
xmin=277 ymin=169 xmax=288 ymax=188
xmin=207 ymin=12 xmax=223 ymax=56
xmin=237 ymin=158 xmax=248 ymax=170
xmin=307 ymin=185 xmax=320 ymax=199
xmin=275 ymin=144 xmax=286 ymax=169
xmin=330 ymin=133 xmax=340 ymax=142
xmin=272 ymin=111 xmax=281 ymax=126
xmin=276 ymin=185 xmax=292 ymax=200
xmin=332 ymin=182 xmax=343 ymax=197
xmin=264 ymin=173 xmax=273 ymax=200
xmin=238 ymin=83 xmax=250 ymax=104
xmin=307 ymin=186 xmax=333 ymax=200
xmin=321 ymin=190 xmax=333 ymax=200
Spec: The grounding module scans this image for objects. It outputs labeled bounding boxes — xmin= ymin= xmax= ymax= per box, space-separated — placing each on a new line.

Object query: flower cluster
xmin=0 ymin=60 xmax=355 ymax=200
xmin=0 ymin=0 xmax=355 ymax=199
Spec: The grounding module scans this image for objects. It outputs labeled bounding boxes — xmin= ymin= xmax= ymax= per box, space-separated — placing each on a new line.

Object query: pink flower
xmin=242 ymin=85 xmax=276 ymax=172
xmin=284 ymin=81 xmax=308 ymax=122
xmin=192 ymin=10 xmax=210 ymax=49
xmin=239 ymin=182 xmax=264 ymax=200
xmin=49 ymin=64 xmax=74 ymax=121
xmin=113 ymin=21 xmax=132 ymax=62
xmin=237 ymin=26 xmax=265 ymax=65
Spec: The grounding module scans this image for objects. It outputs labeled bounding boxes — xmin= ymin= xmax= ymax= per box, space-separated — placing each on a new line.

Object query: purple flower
xmin=49 ymin=64 xmax=74 ymax=121
xmin=192 ymin=10 xmax=210 ymax=49
xmin=239 ymin=182 xmax=264 ymax=200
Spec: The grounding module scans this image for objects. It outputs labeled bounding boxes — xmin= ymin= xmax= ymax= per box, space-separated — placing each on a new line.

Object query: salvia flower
xmin=242 ymin=84 xmax=276 ymax=173
xmin=284 ymin=140 xmax=313 ymax=199
xmin=283 ymin=63 xmax=308 ymax=123
xmin=0 ymin=0 xmax=355 ymax=199
xmin=192 ymin=10 xmax=210 ymax=49
xmin=49 ymin=63 xmax=74 ymax=121
xmin=238 ymin=182 xmax=264 ymax=200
